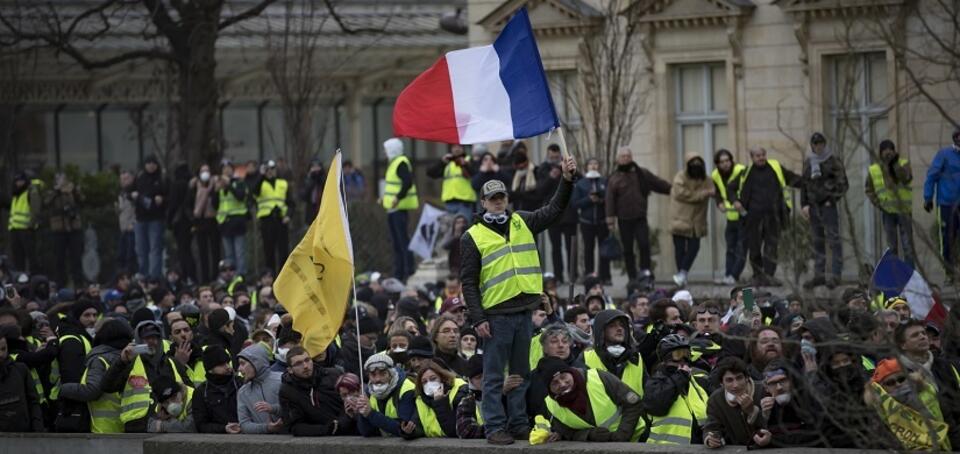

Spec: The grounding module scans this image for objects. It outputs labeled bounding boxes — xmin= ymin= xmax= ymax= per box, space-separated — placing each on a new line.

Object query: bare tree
xmin=563 ymin=0 xmax=650 ymax=170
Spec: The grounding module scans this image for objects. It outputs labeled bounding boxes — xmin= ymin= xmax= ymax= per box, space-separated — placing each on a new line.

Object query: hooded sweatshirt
xmin=236 ymin=344 xmax=283 ymax=434
xmin=590 ymin=310 xmax=642 ymax=382
xmin=669 ymin=154 xmax=713 ymax=238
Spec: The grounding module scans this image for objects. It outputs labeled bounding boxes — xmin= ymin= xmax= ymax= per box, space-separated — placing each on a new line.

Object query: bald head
xmin=748 ymin=147 xmax=767 ymax=166
xmin=616 ymin=147 xmax=633 ymax=166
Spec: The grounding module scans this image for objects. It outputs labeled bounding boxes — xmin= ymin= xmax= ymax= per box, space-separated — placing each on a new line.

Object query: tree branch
xmin=218 ymin=0 xmax=279 ymax=31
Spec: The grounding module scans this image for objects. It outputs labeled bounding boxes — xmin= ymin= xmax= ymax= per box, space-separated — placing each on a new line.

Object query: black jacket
xmin=279 ymin=366 xmax=355 ymax=436
xmin=461 ymin=178 xmax=574 ymax=326
xmin=54 ymin=318 xmax=93 ymax=429
xmin=193 ymin=377 xmax=241 ymax=433
xmin=728 ymin=162 xmax=801 ymax=217
xmin=0 ymin=358 xmax=44 ymax=432
xmin=133 ymin=169 xmax=169 ymax=222
xmin=800 ymin=153 xmax=848 ymax=207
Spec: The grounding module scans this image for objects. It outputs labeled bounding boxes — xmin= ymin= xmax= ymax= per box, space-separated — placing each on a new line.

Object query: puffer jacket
xmin=669 ymin=154 xmax=712 ymax=238
xmin=236 ymin=344 xmax=283 ymax=434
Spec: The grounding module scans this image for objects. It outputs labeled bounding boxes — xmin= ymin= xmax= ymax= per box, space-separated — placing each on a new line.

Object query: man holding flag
xmin=392 ymin=7 xmax=573 ymax=444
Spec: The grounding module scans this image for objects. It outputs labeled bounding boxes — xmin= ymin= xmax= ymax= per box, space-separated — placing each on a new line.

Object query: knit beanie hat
xmin=208 ymin=308 xmax=231 ymax=332
xmin=407 ymin=336 xmax=434 ymax=359
xmin=537 ymin=356 xmax=572 ymax=389
xmin=70 ymin=299 xmax=101 ymax=321
xmin=202 ymin=345 xmax=232 ymax=371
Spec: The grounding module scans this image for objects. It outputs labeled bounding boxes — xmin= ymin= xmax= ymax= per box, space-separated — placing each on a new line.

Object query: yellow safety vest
xmin=255 ymin=179 xmax=289 ymax=218
xmin=51 ymin=334 xmax=92 ymax=401
xmin=441 ymin=161 xmax=477 ymax=203
xmin=869 ymin=160 xmax=912 ymax=214
xmin=583 ymin=349 xmax=644 ymax=397
xmin=382 ymin=156 xmax=419 ymax=211
xmin=226 ymin=275 xmax=244 ymax=296
xmin=216 ymin=188 xmax=248 ymax=224
xmin=120 ymin=356 xmax=184 ymax=423
xmin=711 ymin=165 xmax=745 ymax=222
xmin=370 ymin=376 xmax=417 ymax=420
xmin=8 ymin=190 xmax=33 ymax=230
xmin=545 ymin=369 xmax=645 ymax=442
xmin=466 ymin=213 xmax=542 ymax=309
xmin=152 ymin=386 xmax=195 ymax=423
xmin=9 ymin=353 xmax=45 ymax=405
xmin=647 ymin=374 xmax=709 ymax=444
xmin=83 ymin=356 xmax=123 ymax=433
xmin=739 ymin=159 xmax=792 ymax=210
xmin=529 ymin=333 xmax=544 ymax=372
xmin=871 ymin=382 xmax=950 ymax=451
xmin=415 ymin=378 xmax=466 ymax=437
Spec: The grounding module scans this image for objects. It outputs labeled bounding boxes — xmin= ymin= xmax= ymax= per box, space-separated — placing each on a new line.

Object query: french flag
xmin=872 ymin=249 xmax=949 ymax=326
xmin=392 ymin=8 xmax=559 ymax=145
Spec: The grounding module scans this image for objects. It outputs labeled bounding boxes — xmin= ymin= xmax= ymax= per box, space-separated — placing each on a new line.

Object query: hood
xmin=94 ymin=318 xmax=133 ymax=347
xmin=384 ymin=138 xmax=404 ymax=160
xmin=89 ymin=343 xmax=121 ymax=358
xmin=801 ymin=317 xmax=838 ymax=343
xmin=592 ymin=309 xmax=634 ymax=349
xmin=133 ymin=320 xmax=163 ymax=344
xmin=238 ymin=343 xmax=272 ymax=382
xmin=684 ymin=153 xmax=704 ymax=166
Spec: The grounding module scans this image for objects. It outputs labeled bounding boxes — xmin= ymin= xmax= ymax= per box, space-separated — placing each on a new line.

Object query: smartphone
xmin=131 ymin=344 xmax=152 ymax=356
xmin=742 ymin=287 xmax=755 ymax=312
xmin=3 ymin=284 xmax=13 ymax=299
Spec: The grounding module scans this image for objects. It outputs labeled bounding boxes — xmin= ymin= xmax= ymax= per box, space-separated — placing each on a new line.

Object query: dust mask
xmin=423 ymin=381 xmax=443 ymax=397
xmin=725 ymin=391 xmax=738 ymax=404
xmin=165 ymin=401 xmax=183 ymax=416
xmin=774 ymin=393 xmax=791 ymax=405
xmin=200 ymin=171 xmax=211 ymax=182
xmin=606 ymin=345 xmax=626 ymax=357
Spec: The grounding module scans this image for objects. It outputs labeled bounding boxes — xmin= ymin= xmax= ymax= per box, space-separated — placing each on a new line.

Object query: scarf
xmin=512 ymin=164 xmax=537 ymax=192
xmin=899 ymin=352 xmax=937 ymax=391
xmin=554 ymin=369 xmax=589 ymax=417
xmin=370 ymin=368 xmax=401 ymax=400
xmin=568 ymin=324 xmax=593 ymax=348
xmin=806 ymin=146 xmax=834 ymax=178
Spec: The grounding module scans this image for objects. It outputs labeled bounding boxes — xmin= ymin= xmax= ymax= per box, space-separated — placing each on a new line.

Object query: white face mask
xmin=165 ymin=401 xmax=182 ymax=416
xmin=370 ymin=383 xmax=389 ymax=394
xmin=276 ymin=347 xmax=289 ymax=363
xmin=86 ymin=328 xmax=97 ymax=338
xmin=585 ymin=170 xmax=601 ymax=179
xmin=392 ymin=346 xmax=407 ymax=353
xmin=606 ymin=345 xmax=626 ymax=357
xmin=774 ymin=393 xmax=791 ymax=405
xmin=423 ymin=380 xmax=443 ymax=396
xmin=725 ymin=391 xmax=738 ymax=404
xmin=199 ymin=171 xmax=211 ymax=182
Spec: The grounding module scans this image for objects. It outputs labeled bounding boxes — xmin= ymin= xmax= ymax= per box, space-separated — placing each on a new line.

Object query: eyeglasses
xmin=882 ymin=375 xmax=907 ymax=388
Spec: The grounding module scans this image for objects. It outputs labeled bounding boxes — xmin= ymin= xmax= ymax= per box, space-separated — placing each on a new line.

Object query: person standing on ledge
xmin=460 ymin=154 xmax=578 ymax=445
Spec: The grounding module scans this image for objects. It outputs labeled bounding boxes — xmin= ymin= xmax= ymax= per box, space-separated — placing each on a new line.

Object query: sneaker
xmin=510 ymin=427 xmax=531 ymax=441
xmin=713 ymin=276 xmax=725 ymax=285
xmin=673 ymin=272 xmax=684 ymax=287
xmin=722 ymin=275 xmax=737 ymax=285
xmin=803 ymin=276 xmax=826 ymax=290
xmin=487 ymin=430 xmax=515 ymax=445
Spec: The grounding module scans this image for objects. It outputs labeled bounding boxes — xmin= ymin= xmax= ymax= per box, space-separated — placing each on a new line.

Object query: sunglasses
xmin=882 ymin=375 xmax=907 ymax=388
xmin=696 ymin=308 xmax=721 ymax=315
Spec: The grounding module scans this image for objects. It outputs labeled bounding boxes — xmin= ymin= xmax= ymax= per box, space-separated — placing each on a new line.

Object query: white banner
xmin=408 ymin=204 xmax=446 ymax=260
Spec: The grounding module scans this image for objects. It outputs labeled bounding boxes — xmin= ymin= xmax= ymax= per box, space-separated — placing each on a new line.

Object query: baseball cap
xmin=481 ymin=180 xmax=508 ymax=199
xmin=439 ymin=296 xmax=465 ymax=314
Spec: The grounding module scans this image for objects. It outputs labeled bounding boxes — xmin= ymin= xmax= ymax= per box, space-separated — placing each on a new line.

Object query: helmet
xmin=657 ymin=333 xmax=690 ymax=360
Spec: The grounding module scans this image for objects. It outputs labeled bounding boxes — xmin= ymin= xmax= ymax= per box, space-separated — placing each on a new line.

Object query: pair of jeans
xmin=134 ymin=220 xmax=165 ymax=278
xmin=882 ymin=211 xmax=915 ymax=267
xmin=387 ymin=210 xmax=415 ymax=282
xmin=548 ymin=223 xmax=577 ymax=283
xmin=744 ymin=212 xmax=781 ymax=277
xmin=810 ymin=203 xmax=842 ymax=279
xmin=724 ymin=220 xmax=746 ymax=279
xmin=260 ymin=216 xmax=289 ymax=274
xmin=195 ymin=219 xmax=220 ymax=283
xmin=618 ymin=218 xmax=651 ymax=279
xmin=445 ymin=201 xmax=474 ymax=221
xmin=580 ymin=223 xmax=611 ymax=281
xmin=222 ymin=233 xmax=247 ymax=276
xmin=51 ymin=230 xmax=84 ymax=287
xmin=10 ymin=229 xmax=39 ymax=274
xmin=672 ymin=235 xmax=701 ymax=273
xmin=939 ymin=204 xmax=960 ymax=273
xmin=481 ymin=311 xmax=533 ymax=435
xmin=116 ymin=230 xmax=137 ymax=273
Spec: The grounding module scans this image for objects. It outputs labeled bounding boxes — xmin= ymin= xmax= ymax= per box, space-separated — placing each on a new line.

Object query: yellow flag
xmin=273 ymin=152 xmax=354 ymax=357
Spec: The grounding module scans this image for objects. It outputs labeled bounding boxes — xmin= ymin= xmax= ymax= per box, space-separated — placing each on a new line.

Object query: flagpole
xmin=556 ymin=126 xmax=571 ymax=159
xmin=335 ymin=147 xmax=367 ymax=392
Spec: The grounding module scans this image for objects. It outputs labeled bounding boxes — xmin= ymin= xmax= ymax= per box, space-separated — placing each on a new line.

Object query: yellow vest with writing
xmin=545 ymin=369 xmax=645 ymax=442
xmin=383 ymin=156 xmax=419 ymax=211
xmin=583 ymin=349 xmax=644 ymax=397
xmin=647 ymin=374 xmax=709 ymax=444
xmin=466 ymin=213 xmax=542 ymax=309
xmin=871 ymin=382 xmax=950 ymax=451
xmin=83 ymin=356 xmax=123 ymax=433
xmin=441 ymin=161 xmax=477 ymax=203
xmin=869 ymin=159 xmax=912 ymax=214
xmin=120 ymin=355 xmax=184 ymax=424
xmin=711 ymin=164 xmax=746 ymax=221
xmin=415 ymin=378 xmax=465 ymax=437
xmin=256 ymin=179 xmax=289 ymax=218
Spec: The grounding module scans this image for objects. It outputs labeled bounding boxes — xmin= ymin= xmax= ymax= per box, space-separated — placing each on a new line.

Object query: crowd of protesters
xmin=0 ymin=129 xmax=959 ymax=450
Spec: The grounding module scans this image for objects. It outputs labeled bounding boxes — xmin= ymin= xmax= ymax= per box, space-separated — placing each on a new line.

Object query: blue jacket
xmin=572 ymin=176 xmax=607 ymax=225
xmin=357 ymin=370 xmax=418 ymax=438
xmin=924 ymin=145 xmax=960 ymax=206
